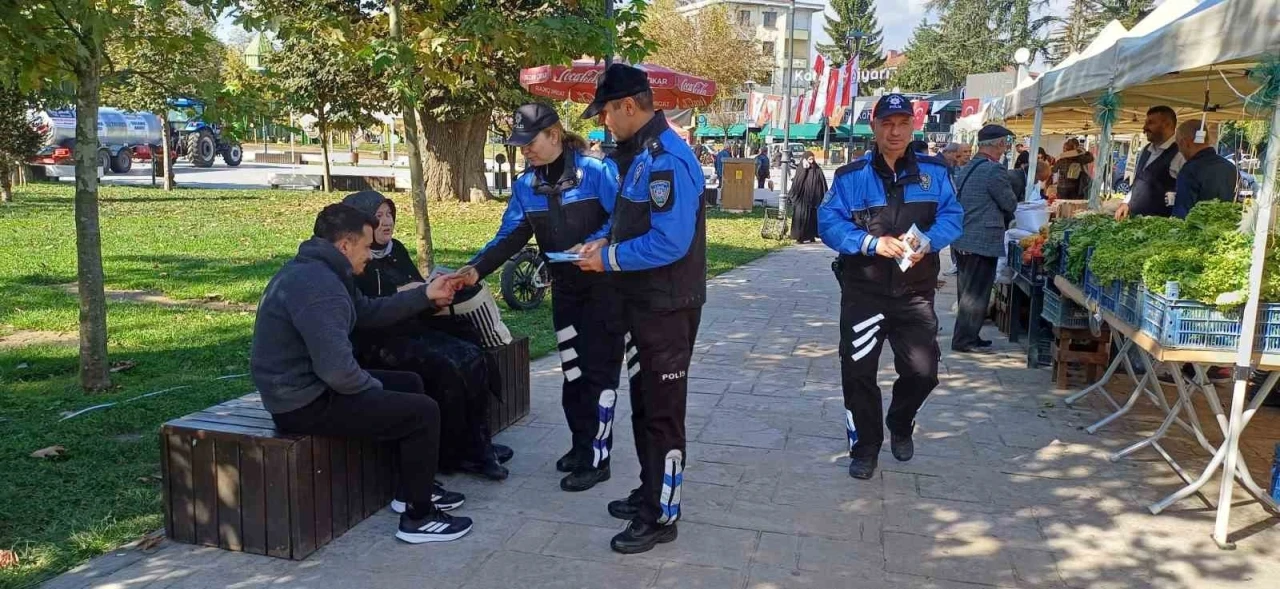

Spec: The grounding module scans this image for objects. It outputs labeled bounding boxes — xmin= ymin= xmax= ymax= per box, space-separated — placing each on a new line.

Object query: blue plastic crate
xmin=1098 ymin=280 xmax=1123 ymax=313
xmin=1142 ymin=291 xmax=1244 ymax=351
xmin=1259 ymin=306 xmax=1280 ymax=353
xmin=1008 ymin=241 xmax=1024 ymax=277
xmin=1042 ymin=286 xmax=1090 ymax=328
xmin=1116 ymin=282 xmax=1144 ymax=325
xmin=1054 ymin=231 xmax=1071 ymax=276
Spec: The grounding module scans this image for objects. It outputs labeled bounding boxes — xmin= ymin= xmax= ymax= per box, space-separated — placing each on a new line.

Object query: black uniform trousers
xmin=272 ymin=370 xmax=440 ymax=511
xmin=838 ymin=287 xmax=940 ymax=459
xmin=624 ymin=304 xmax=702 ymax=526
xmin=951 ymin=251 xmax=998 ymax=350
xmin=553 ymin=281 xmax=625 ymax=471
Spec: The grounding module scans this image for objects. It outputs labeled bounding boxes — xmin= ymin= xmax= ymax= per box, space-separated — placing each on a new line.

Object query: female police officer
xmin=458 ymin=103 xmax=623 ymax=493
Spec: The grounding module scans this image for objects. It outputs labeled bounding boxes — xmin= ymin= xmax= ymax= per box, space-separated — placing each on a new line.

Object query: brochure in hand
xmin=546 ymin=251 xmax=583 ymax=263
xmin=896 ymin=224 xmax=932 ymax=272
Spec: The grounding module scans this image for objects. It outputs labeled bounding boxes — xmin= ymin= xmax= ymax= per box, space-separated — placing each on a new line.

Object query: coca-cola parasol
xmin=519 ymin=60 xmax=717 ymax=111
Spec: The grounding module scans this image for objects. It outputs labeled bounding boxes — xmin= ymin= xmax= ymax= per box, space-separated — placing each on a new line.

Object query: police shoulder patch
xmin=919 ymin=173 xmax=931 ymax=190
xmin=648 ymin=169 xmax=676 ymax=212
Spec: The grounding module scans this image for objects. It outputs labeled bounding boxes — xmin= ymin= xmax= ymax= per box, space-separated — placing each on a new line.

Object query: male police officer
xmin=818 ymin=93 xmax=963 ymax=481
xmin=574 ymin=64 xmax=707 ymax=554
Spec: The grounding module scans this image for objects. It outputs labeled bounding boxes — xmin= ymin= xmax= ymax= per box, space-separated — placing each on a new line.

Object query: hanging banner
xmin=960 ymin=98 xmax=981 ymax=118
xmin=930 ymin=100 xmax=953 ymax=114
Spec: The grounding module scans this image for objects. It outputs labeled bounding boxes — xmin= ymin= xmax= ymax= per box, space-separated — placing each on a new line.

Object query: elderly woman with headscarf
xmin=341 ymin=190 xmax=513 ymax=482
xmin=787 ymin=151 xmax=827 ymax=243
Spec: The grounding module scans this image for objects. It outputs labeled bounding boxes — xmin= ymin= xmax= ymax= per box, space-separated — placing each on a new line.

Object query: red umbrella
xmin=519 ymin=60 xmax=718 ymax=111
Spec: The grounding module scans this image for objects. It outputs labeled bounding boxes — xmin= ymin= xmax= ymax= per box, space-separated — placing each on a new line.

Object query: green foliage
xmin=896 ymin=0 xmax=1055 ymax=92
xmin=1087 ymin=215 xmax=1179 ymax=283
xmin=1048 ymin=0 xmax=1154 ymax=64
xmin=817 ymin=0 xmax=886 ymax=70
xmin=99 ymin=2 xmax=223 ymax=116
xmin=1045 ymin=213 xmax=1116 ymax=281
xmin=0 ymin=84 xmax=43 ymax=172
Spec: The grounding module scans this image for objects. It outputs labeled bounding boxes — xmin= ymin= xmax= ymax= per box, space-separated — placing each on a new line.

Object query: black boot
xmin=556 ymin=450 xmax=584 ymax=473
xmin=459 ymin=455 xmax=508 ymax=481
xmin=608 ymin=489 xmax=643 ymax=520
xmin=848 ymin=454 xmax=878 ymax=480
xmin=890 ymin=433 xmax=914 ymax=462
xmin=494 ymin=444 xmax=514 ymax=464
xmin=560 ymin=466 xmax=610 ymax=492
xmin=610 ymin=520 xmax=677 ymax=554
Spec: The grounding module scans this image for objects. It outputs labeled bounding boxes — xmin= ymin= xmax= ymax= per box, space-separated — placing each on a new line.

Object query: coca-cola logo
xmin=678 ymin=79 xmax=711 ymax=95
xmin=553 ymin=69 xmax=601 ymax=85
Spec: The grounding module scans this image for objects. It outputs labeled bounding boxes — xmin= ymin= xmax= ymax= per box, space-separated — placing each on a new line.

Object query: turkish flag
xmin=912 ymin=101 xmax=929 ymax=131
xmin=960 ymin=98 xmax=981 ymax=118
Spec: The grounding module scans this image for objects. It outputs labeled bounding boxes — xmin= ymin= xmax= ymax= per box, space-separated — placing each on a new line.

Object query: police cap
xmin=582 ymin=63 xmax=651 ymax=119
xmin=873 ymin=93 xmax=913 ymax=120
xmin=506 ymin=103 xmax=560 ymax=146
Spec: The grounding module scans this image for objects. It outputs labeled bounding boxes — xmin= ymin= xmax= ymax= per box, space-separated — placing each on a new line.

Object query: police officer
xmin=574 ymin=64 xmax=706 ymax=554
xmin=818 ymin=93 xmax=963 ymax=481
xmin=460 ymin=103 xmax=624 ymax=493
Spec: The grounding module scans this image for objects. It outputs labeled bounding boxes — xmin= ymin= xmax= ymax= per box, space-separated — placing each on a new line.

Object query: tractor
xmin=168 ymin=98 xmax=242 ymax=168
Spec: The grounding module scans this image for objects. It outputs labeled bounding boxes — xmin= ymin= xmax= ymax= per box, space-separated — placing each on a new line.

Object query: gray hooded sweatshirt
xmin=251 ymin=237 xmax=435 ymax=414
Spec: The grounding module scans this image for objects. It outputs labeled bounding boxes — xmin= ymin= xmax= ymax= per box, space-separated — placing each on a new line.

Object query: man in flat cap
xmin=950 ymin=124 xmax=1018 ymax=354
xmin=573 ymin=63 xmax=707 ymax=554
xmin=818 ymin=93 xmax=963 ymax=481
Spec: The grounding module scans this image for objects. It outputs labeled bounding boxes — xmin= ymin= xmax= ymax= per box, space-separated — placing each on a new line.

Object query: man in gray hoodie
xmin=250 ymin=202 xmax=473 ymax=544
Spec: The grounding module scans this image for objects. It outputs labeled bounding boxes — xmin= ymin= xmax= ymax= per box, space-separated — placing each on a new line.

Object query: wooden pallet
xmin=1051 ymin=326 xmax=1111 ymax=386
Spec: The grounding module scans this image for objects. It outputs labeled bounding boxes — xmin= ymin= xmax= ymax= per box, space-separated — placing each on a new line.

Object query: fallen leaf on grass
xmin=0 ymin=549 xmax=18 ymax=569
xmin=30 ymin=445 xmax=66 ymax=459
xmin=15 ymin=363 xmax=28 ymax=370
xmin=109 ymin=360 xmax=138 ymax=373
xmin=136 ymin=530 xmax=164 ymax=552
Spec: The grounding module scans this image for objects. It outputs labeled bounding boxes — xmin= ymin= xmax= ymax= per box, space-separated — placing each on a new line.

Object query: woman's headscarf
xmin=341 ymin=190 xmax=396 ymax=257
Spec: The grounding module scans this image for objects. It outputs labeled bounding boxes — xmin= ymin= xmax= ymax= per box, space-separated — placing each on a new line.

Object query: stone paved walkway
xmin=45 ymin=244 xmax=1280 ymax=589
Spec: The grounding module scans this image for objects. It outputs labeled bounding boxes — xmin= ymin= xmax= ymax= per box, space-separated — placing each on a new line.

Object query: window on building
xmin=737 ymin=10 xmax=751 ymax=26
xmin=759 ymin=71 xmax=774 ymax=87
xmin=763 ymin=11 xmax=777 ymax=28
xmin=794 ymin=11 xmax=810 ymax=29
xmin=762 ymin=41 xmax=775 ymax=56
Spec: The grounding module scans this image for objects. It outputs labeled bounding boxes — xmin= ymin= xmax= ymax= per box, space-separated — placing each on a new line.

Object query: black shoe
xmin=848 ymin=455 xmax=878 ymax=480
xmin=560 ymin=466 xmax=610 ymax=492
xmin=459 ymin=457 xmax=509 ymax=481
xmin=977 ymin=339 xmax=994 ymax=347
xmin=610 ymin=520 xmax=678 ymax=554
xmin=556 ymin=450 xmax=585 ymax=473
xmin=390 ymin=483 xmax=466 ymax=513
xmin=951 ymin=345 xmax=994 ymax=354
xmin=395 ymin=509 xmax=473 ymax=544
xmin=494 ymin=444 xmax=514 ymax=464
xmin=608 ymin=489 xmax=644 ymax=520
xmin=890 ymin=433 xmax=914 ymax=462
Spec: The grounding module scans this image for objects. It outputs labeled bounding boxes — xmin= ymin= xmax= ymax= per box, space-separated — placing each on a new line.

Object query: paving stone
xmin=461 ymin=550 xmax=658 ymax=589
xmin=744 ymin=564 xmax=889 ymax=589
xmin=796 ymin=535 xmax=885 ymax=575
xmin=883 ymin=532 xmax=1018 ymax=587
xmin=697 ymin=411 xmax=788 ymax=449
xmin=652 ymin=563 xmax=746 ymax=588
xmin=751 ymin=532 xmax=799 ymax=569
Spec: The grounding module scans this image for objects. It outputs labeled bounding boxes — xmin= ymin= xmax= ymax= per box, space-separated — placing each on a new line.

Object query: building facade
xmin=675 ymin=0 xmax=825 ymax=95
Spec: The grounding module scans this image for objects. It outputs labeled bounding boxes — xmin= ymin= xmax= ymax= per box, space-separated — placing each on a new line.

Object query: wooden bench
xmin=160 ymin=337 xmax=530 ymax=559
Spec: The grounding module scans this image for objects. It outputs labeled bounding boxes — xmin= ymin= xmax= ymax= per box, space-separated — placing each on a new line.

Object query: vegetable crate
xmin=1082 ymin=248 xmax=1103 ymax=302
xmin=1140 ymin=291 xmax=1280 ymax=352
xmin=1054 ymin=231 xmax=1070 ymax=276
xmin=1008 ymin=241 xmax=1045 ymax=283
xmin=1098 ymin=279 xmax=1124 ymax=314
xmin=1115 ymin=282 xmax=1144 ymax=325
xmin=1041 ymin=286 xmax=1090 ymax=329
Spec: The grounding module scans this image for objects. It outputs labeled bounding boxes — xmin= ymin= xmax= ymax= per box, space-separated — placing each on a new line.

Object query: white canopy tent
xmin=996 ymin=0 xmax=1280 ymax=548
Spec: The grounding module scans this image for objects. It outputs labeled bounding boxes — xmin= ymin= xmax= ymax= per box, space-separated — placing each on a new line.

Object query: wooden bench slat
xmin=361 ymin=439 xmax=380 ymax=517
xmin=215 ymin=440 xmax=242 ymax=551
xmin=345 ymin=441 xmax=363 ymax=529
xmin=161 ymin=433 xmax=174 ymax=542
xmin=163 ymin=418 xmax=296 ymax=443
xmin=264 ymin=446 xmax=291 ymax=558
xmin=329 ymin=439 xmax=349 ymax=537
xmin=192 ymin=412 xmax=277 ymax=430
xmin=288 ymin=438 xmax=317 ymax=559
xmin=192 ymin=438 xmax=219 ymax=547
xmin=240 ymin=443 xmax=267 ymax=555
xmin=166 ymin=432 xmax=195 ymax=544
xmin=202 ymin=406 xmax=273 ymax=420
xmin=312 ymin=437 xmax=333 ymax=546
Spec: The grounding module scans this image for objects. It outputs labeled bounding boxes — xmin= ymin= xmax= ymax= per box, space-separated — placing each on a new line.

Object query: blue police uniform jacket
xmin=469 ymin=149 xmax=618 ymax=286
xmin=819 ymin=149 xmax=963 ymax=296
xmin=605 ymin=112 xmax=707 ymax=309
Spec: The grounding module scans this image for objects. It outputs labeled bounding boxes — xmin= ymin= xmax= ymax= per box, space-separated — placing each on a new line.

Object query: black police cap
xmin=582 ymin=63 xmax=651 ymax=119
xmin=506 ymin=103 xmax=560 ymax=147
xmin=873 ymin=93 xmax=914 ymax=120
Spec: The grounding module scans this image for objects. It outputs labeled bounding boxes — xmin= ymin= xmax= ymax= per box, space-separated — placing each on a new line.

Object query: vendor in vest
xmin=1115 ymin=106 xmax=1183 ymax=220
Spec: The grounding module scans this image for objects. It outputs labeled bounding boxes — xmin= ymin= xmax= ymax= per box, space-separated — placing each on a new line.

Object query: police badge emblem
xmin=649 ymin=180 xmax=672 ymax=207
xmin=632 ymin=161 xmax=646 ymax=186
xmin=919 ymin=173 xmax=931 ymax=190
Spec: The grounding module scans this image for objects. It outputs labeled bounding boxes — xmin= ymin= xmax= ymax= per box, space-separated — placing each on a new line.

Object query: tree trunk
xmin=319 ymin=115 xmax=333 ymax=192
xmin=1 ymin=165 xmax=12 ymax=202
xmin=417 ymin=110 xmax=492 ymax=203
xmin=389 ymin=0 xmax=435 ymax=274
xmin=73 ymin=54 xmax=112 ymax=392
xmin=159 ymin=111 xmax=174 ymax=190
xmin=402 ymin=106 xmax=434 ymax=273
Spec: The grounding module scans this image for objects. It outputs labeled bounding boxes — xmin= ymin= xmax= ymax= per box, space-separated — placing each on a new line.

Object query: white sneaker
xmin=390 ymin=484 xmax=465 ymax=513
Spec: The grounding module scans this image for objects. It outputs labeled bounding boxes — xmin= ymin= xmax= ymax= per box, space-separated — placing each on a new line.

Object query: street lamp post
xmin=779 ymin=0 xmax=797 ymax=198
xmin=743 ymin=80 xmax=756 ymax=153
xmin=845 ymin=30 xmax=865 ymax=160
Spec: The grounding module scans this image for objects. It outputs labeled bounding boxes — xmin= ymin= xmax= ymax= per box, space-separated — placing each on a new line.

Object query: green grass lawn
xmin=0 ymin=182 xmax=786 ymax=588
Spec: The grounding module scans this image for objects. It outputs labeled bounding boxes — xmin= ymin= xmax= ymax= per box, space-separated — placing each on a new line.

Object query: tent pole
xmin=1025 ymin=105 xmax=1044 ymax=202
xmin=1089 ymin=117 xmax=1112 ymax=210
xmin=1213 ymin=99 xmax=1280 ymax=549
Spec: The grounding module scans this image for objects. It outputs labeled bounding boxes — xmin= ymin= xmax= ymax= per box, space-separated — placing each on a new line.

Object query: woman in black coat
xmin=788 ymin=151 xmax=827 ymax=243
xmin=342 ymin=191 xmax=512 ymax=481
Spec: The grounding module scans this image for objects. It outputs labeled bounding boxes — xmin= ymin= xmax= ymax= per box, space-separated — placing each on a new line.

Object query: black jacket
xmin=1128 ymin=144 xmax=1178 ymax=217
